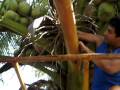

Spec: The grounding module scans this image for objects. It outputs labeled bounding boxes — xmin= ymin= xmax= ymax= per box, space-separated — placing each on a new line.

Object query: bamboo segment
xmin=83 ymin=61 xmax=89 ymax=90
xmin=1 ymin=54 xmax=120 ymax=63
xmin=52 ymin=4 xmax=82 ymax=88
xmin=14 ymin=63 xmax=27 ymax=90
xmin=52 ymin=1 xmax=83 ymax=90
xmin=53 ymin=0 xmax=79 ymax=54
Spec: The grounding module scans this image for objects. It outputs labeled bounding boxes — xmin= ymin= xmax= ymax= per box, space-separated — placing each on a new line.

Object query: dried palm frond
xmin=19 ymin=80 xmax=60 ymax=90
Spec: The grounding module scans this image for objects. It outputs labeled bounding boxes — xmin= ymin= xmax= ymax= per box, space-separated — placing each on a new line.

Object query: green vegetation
xmin=0 ymin=0 xmax=120 ymax=90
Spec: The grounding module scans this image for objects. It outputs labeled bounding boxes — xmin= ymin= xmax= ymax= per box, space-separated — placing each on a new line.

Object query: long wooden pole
xmin=13 ymin=63 xmax=27 ymax=90
xmin=82 ymin=1 xmax=96 ymax=89
xmin=53 ymin=1 xmax=81 ymax=89
xmin=1 ymin=54 xmax=120 ymax=63
xmin=83 ymin=61 xmax=89 ymax=90
xmin=53 ymin=0 xmax=79 ymax=54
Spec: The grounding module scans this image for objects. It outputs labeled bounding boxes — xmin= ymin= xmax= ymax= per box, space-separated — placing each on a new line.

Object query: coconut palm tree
xmin=0 ymin=0 xmax=119 ymax=90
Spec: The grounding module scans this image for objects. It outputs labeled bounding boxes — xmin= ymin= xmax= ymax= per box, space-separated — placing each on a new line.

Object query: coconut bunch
xmin=0 ymin=0 xmax=49 ymax=27
xmin=96 ymin=0 xmax=118 ymax=34
xmin=73 ymin=0 xmax=119 ymax=52
xmin=97 ymin=2 xmax=116 ymax=22
xmin=83 ymin=0 xmax=118 ymax=34
xmin=74 ymin=0 xmax=118 ymax=35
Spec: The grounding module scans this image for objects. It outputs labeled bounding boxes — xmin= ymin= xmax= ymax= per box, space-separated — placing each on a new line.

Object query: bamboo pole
xmin=1 ymin=54 xmax=120 ymax=63
xmin=53 ymin=0 xmax=79 ymax=54
xmin=13 ymin=63 xmax=27 ymax=90
xmin=82 ymin=1 xmax=96 ymax=89
xmin=53 ymin=1 xmax=81 ymax=89
xmin=83 ymin=61 xmax=89 ymax=90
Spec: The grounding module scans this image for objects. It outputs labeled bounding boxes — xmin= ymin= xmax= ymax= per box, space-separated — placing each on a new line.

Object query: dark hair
xmin=108 ymin=16 xmax=120 ymax=37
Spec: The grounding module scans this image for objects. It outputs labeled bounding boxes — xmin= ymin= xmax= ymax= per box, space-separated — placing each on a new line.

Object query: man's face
xmin=104 ymin=25 xmax=116 ymax=45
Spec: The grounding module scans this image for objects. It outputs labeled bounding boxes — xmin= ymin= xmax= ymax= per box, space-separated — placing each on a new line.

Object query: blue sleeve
xmin=113 ymin=48 xmax=120 ymax=54
xmin=107 ymin=48 xmax=120 ymax=85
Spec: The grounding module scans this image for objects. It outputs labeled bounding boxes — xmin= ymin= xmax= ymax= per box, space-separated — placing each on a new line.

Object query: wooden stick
xmin=83 ymin=61 xmax=89 ymax=90
xmin=1 ymin=53 xmax=120 ymax=63
xmin=13 ymin=63 xmax=27 ymax=90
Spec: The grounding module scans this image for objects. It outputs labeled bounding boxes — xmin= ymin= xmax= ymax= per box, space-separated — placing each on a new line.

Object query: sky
xmin=0 ymin=65 xmax=50 ymax=90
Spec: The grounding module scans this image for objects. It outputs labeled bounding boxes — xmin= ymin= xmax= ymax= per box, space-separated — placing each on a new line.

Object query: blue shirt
xmin=92 ymin=42 xmax=120 ymax=90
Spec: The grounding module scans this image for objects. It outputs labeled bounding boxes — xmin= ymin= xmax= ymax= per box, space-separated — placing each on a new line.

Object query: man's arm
xmin=77 ymin=31 xmax=104 ymax=46
xmin=79 ymin=42 xmax=120 ymax=74
xmin=93 ymin=59 xmax=120 ymax=74
xmin=79 ymin=41 xmax=93 ymax=53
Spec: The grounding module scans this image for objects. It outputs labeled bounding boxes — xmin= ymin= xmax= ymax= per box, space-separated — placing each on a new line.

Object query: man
xmin=109 ymin=86 xmax=120 ymax=90
xmin=78 ymin=16 xmax=120 ymax=90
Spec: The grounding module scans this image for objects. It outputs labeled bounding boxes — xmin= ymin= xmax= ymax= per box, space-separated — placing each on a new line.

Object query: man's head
xmin=108 ymin=16 xmax=120 ymax=37
xmin=104 ymin=16 xmax=120 ymax=47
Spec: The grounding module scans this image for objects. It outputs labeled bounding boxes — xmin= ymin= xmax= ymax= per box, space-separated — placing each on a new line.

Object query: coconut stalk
xmin=53 ymin=0 xmax=81 ymax=90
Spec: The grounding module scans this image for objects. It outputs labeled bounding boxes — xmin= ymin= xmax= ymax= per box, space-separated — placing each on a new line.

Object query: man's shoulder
xmin=96 ymin=41 xmax=108 ymax=53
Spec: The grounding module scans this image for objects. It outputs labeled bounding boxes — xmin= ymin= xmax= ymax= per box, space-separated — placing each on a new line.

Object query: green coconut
xmin=0 ymin=2 xmax=1 ymax=8
xmin=31 ymin=5 xmax=41 ymax=18
xmin=18 ymin=1 xmax=31 ymax=16
xmin=20 ymin=17 xmax=29 ymax=26
xmin=4 ymin=0 xmax=18 ymax=11
xmin=0 ymin=3 xmax=5 ymax=15
xmin=3 ymin=10 xmax=20 ymax=22
xmin=98 ymin=2 xmax=116 ymax=22
xmin=106 ymin=0 xmax=117 ymax=2
xmin=16 ymin=0 xmax=24 ymax=3
xmin=0 ymin=7 xmax=6 ymax=15
xmin=93 ymin=0 xmax=103 ymax=6
xmin=40 ymin=7 xmax=48 ymax=16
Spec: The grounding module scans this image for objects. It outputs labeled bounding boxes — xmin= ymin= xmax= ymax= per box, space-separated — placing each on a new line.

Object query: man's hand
xmin=79 ymin=41 xmax=93 ymax=53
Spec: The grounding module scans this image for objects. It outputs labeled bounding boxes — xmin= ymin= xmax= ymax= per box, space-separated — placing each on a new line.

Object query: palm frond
xmin=0 ymin=32 xmax=21 ymax=56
